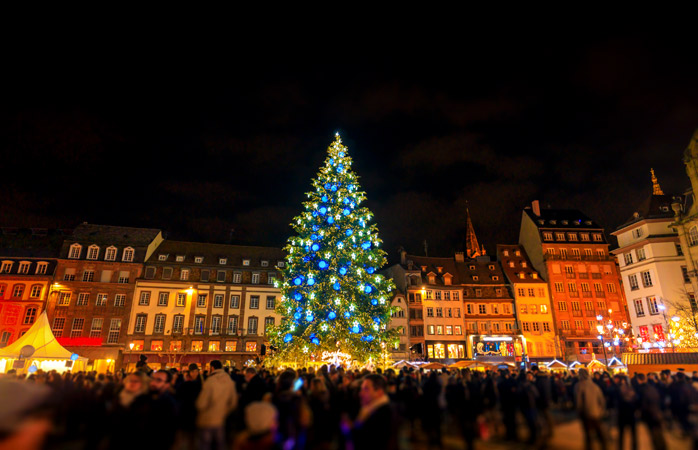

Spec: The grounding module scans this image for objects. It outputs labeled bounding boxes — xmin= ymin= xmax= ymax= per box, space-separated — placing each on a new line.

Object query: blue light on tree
xmin=310 ymin=334 xmax=320 ymax=345
xmin=339 ymin=267 xmax=348 ymax=276
xmin=294 ymin=292 xmax=303 ymax=301
xmin=318 ymin=260 xmax=328 ymax=269
xmin=307 ymin=277 xmax=315 ymax=286
xmin=318 ymin=206 xmax=327 ymax=215
xmin=333 ymin=282 xmax=341 ymax=290
xmin=293 ymin=277 xmax=303 ymax=286
xmin=371 ymin=299 xmax=378 ymax=306
xmin=364 ymin=285 xmax=372 ymax=294
xmin=284 ymin=334 xmax=293 ymax=343
xmin=311 ymin=243 xmax=320 ymax=252
xmin=346 ymin=229 xmax=353 ymax=236
xmin=343 ymin=208 xmax=350 ymax=215
xmin=327 ymin=217 xmax=334 ymax=224
xmin=328 ymin=311 xmax=337 ymax=320
xmin=366 ymin=267 xmax=375 ymax=274
xmin=361 ymin=241 xmax=371 ymax=250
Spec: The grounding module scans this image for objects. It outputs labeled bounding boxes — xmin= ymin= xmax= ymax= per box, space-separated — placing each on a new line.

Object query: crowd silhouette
xmin=1 ymin=360 xmax=698 ymax=450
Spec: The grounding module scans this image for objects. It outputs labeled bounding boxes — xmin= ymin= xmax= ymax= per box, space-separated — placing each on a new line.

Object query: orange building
xmin=519 ymin=201 xmax=631 ymax=363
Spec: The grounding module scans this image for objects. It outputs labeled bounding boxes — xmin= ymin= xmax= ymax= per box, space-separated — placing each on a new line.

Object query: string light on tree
xmin=267 ymin=134 xmax=399 ymax=364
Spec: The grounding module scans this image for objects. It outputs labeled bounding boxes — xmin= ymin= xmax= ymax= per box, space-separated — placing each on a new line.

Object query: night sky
xmin=2 ymin=30 xmax=698 ymax=261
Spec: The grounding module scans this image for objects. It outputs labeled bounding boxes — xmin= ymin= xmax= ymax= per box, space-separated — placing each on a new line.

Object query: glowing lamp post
xmin=596 ymin=324 xmax=608 ymax=363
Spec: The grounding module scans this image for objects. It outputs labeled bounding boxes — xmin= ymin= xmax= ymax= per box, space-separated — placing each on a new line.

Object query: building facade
xmin=126 ymin=241 xmax=285 ymax=370
xmin=497 ymin=244 xmax=557 ymax=361
xmin=47 ymin=224 xmax=163 ymax=372
xmin=612 ymin=172 xmax=693 ymax=350
xmin=519 ymin=201 xmax=631 ymax=363
xmin=0 ymin=257 xmax=58 ymax=347
xmin=389 ymin=293 xmax=410 ymax=361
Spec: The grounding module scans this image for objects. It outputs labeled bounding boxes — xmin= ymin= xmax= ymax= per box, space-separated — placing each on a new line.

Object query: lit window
xmin=105 ymin=246 xmax=117 ymax=261
xmin=87 ymin=245 xmax=100 ymax=260
xmin=180 ymin=269 xmax=190 ymax=281
xmin=245 ymin=341 xmax=257 ymax=352
xmin=68 ymin=244 xmax=82 ymax=259
xmin=219 ymin=258 xmax=227 ymax=265
xmin=151 ymin=340 xmax=163 ymax=351
xmin=122 ymin=247 xmax=135 ymax=262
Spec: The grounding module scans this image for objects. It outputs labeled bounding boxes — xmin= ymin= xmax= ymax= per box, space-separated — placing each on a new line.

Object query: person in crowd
xmin=177 ymin=364 xmax=203 ymax=449
xmin=148 ymin=369 xmax=179 ymax=450
xmin=575 ymin=368 xmax=607 ymax=450
xmin=346 ymin=373 xmax=397 ymax=450
xmin=636 ymin=372 xmax=667 ymax=450
xmin=234 ymin=401 xmax=281 ymax=450
xmin=614 ymin=374 xmax=637 ymax=450
xmin=273 ymin=370 xmax=311 ymax=450
xmin=531 ymin=364 xmax=554 ymax=441
xmin=196 ymin=360 xmax=238 ymax=450
xmin=0 ymin=380 xmax=52 ymax=450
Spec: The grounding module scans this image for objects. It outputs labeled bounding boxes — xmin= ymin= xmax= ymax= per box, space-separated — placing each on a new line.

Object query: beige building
xmin=389 ymin=293 xmax=410 ymax=360
xmin=126 ymin=241 xmax=284 ymax=370
xmin=497 ymin=245 xmax=557 ymax=361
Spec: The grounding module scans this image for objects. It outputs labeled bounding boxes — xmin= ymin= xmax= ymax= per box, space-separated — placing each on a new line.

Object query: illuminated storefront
xmin=426 ymin=340 xmax=466 ymax=360
xmin=468 ymin=334 xmax=526 ymax=362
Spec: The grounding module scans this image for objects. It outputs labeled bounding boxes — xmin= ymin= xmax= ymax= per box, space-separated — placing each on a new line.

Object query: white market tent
xmin=0 ymin=312 xmax=87 ymax=373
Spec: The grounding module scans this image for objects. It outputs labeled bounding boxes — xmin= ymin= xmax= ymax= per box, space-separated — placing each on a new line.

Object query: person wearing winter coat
xmin=196 ymin=360 xmax=238 ymax=450
xmin=575 ymin=368 xmax=607 ymax=450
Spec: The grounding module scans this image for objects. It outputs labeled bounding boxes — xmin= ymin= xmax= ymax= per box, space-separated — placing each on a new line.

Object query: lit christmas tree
xmin=668 ymin=312 xmax=698 ymax=349
xmin=268 ymin=134 xmax=399 ymax=364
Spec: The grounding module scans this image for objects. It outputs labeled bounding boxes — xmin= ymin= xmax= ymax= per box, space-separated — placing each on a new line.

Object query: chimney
xmin=532 ymin=200 xmax=541 ymax=217
xmin=399 ymin=247 xmax=407 ymax=265
xmin=455 ymin=251 xmax=464 ymax=262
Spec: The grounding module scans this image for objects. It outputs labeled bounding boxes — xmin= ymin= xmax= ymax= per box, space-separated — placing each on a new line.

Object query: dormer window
xmin=550 ymin=220 xmax=557 ymax=225
xmin=176 ymin=255 xmax=185 ymax=262
xmin=469 ymin=265 xmax=475 ymax=270
xmin=585 ymin=220 xmax=593 ymax=225
xmin=521 ymin=261 xmax=527 ymax=268
xmin=538 ymin=219 xmax=545 ymax=225
xmin=561 ymin=220 xmax=569 ymax=225
xmin=488 ymin=264 xmax=495 ymax=271
xmin=518 ymin=272 xmax=525 ymax=279
xmin=428 ymin=275 xmax=436 ymax=284
xmin=421 ymin=266 xmax=427 ymax=272
xmin=158 ymin=254 xmax=168 ymax=261
xmin=443 ymin=274 xmax=452 ymax=286
xmin=473 ymin=276 xmax=479 ymax=281
xmin=243 ymin=259 xmax=251 ymax=266
xmin=509 ymin=261 xmax=515 ymax=267
xmin=503 ymin=250 xmax=509 ymax=256
xmin=195 ymin=256 xmax=204 ymax=263
xmin=261 ymin=260 xmax=269 ymax=267
xmin=436 ymin=266 xmax=443 ymax=273
xmin=105 ymin=246 xmax=117 ymax=261
xmin=277 ymin=261 xmax=285 ymax=268
xmin=122 ymin=247 xmax=135 ymax=262
xmin=18 ymin=261 xmax=31 ymax=274
xmin=68 ymin=244 xmax=82 ymax=259
xmin=219 ymin=258 xmax=227 ymax=265
xmin=492 ymin=275 xmax=499 ymax=281
xmin=532 ymin=273 xmax=538 ymax=279
xmin=515 ymin=250 xmax=521 ymax=257
xmin=87 ymin=245 xmax=100 ymax=260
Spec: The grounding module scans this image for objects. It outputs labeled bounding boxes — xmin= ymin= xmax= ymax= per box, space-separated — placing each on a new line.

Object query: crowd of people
xmin=1 ymin=359 xmax=698 ymax=450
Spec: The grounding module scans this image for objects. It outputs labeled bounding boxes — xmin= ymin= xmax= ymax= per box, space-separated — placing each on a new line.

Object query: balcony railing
xmin=569 ymin=291 xmax=579 ymax=298
xmin=582 ymin=291 xmax=593 ymax=298
xmin=572 ymin=310 xmax=582 ymax=317
xmin=595 ymin=291 xmax=605 ymax=298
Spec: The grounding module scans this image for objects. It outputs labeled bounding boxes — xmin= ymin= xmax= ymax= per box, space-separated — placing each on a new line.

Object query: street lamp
xmin=129 ymin=342 xmax=135 ymax=370
xmin=596 ymin=324 xmax=609 ymax=363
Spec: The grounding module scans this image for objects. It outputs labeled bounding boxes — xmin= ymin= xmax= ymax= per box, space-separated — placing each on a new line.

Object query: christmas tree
xmin=268 ymin=134 xmax=399 ymax=364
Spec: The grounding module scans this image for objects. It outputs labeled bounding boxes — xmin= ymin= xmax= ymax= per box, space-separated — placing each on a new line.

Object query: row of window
xmin=553 ymin=282 xmax=617 ymax=294
xmin=557 ymin=300 xmax=607 ymax=312
xmin=426 ymin=324 xmax=463 ymax=335
xmin=425 ymin=307 xmax=461 ymax=318
xmin=52 ymin=317 xmax=122 ymax=343
xmin=156 ymin=254 xmax=284 ymax=268
xmin=637 ymin=324 xmax=666 ymax=342
xmin=465 ymin=303 xmax=512 ymax=315
xmin=0 ymin=261 xmax=49 ymax=275
xmin=57 ymin=292 xmax=127 ymax=307
xmin=519 ymin=304 xmax=549 ymax=314
xmin=409 ymin=288 xmax=503 ymax=302
xmin=517 ymin=287 xmax=546 ymax=298
xmin=63 ymin=269 xmax=131 ymax=283
xmin=133 ymin=314 xmax=274 ymax=336
xmin=69 ymin=244 xmax=134 ymax=262
xmin=0 ymin=284 xmax=43 ymax=299
xmin=632 ymin=296 xmax=662 ymax=317
xmin=628 ymin=271 xmax=653 ymax=290
xmin=542 ymin=231 xmax=603 ymax=242
xmin=146 ymin=267 xmax=277 ymax=284
xmin=131 ymin=339 xmax=258 ymax=353
xmin=521 ymin=321 xmax=552 ymax=332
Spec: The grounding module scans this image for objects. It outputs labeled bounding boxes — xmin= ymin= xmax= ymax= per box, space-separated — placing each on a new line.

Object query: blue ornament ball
xmin=339 ymin=267 xmax=348 ymax=276
xmin=312 ymin=225 xmax=319 ymax=231
xmin=318 ymin=260 xmax=328 ymax=269
xmin=339 ymin=151 xmax=345 ymax=157
xmin=284 ymin=334 xmax=293 ymax=343
xmin=366 ymin=267 xmax=375 ymax=274
xmin=321 ymin=195 xmax=328 ymax=202
xmin=294 ymin=312 xmax=301 ymax=320
xmin=361 ymin=241 xmax=371 ymax=250
xmin=343 ymin=208 xmax=350 ymax=215
xmin=371 ymin=299 xmax=378 ymax=306
xmin=293 ymin=277 xmax=303 ymax=286
xmin=324 ymin=183 xmax=331 ymax=189
xmin=319 ymin=206 xmax=327 ymax=215
xmin=294 ymin=292 xmax=302 ymax=301
xmin=327 ymin=217 xmax=334 ymax=224
xmin=311 ymin=243 xmax=320 ymax=252
xmin=333 ymin=281 xmax=341 ymax=291
xmin=351 ymin=325 xmax=361 ymax=333
xmin=328 ymin=311 xmax=337 ymax=320
xmin=310 ymin=234 xmax=317 ymax=241
xmin=344 ymin=311 xmax=351 ymax=318
xmin=364 ymin=285 xmax=372 ymax=294
xmin=362 ymin=335 xmax=374 ymax=342
xmin=345 ymin=229 xmax=353 ymax=236
xmin=311 ymin=336 xmax=320 ymax=345
xmin=307 ymin=277 xmax=315 ymax=286
xmin=331 ymin=185 xmax=338 ymax=192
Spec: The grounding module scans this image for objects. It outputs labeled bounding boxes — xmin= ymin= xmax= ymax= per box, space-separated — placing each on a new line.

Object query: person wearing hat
xmin=234 ymin=401 xmax=281 ymax=450
xmin=575 ymin=368 xmax=607 ymax=450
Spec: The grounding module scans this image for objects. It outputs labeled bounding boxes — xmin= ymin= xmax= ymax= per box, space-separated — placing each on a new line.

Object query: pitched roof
xmin=403 ymin=254 xmax=506 ymax=286
xmin=496 ymin=244 xmax=546 ymax=284
xmin=69 ymin=223 xmax=162 ymax=246
xmin=524 ymin=208 xmax=600 ymax=229
xmin=148 ymin=240 xmax=284 ymax=267
xmin=616 ymin=194 xmax=677 ymax=230
xmin=622 ymin=352 xmax=698 ymax=366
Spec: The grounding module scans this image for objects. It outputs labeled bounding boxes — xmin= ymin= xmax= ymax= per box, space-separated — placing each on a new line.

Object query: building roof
xmin=523 ymin=207 xmax=600 ymax=229
xmin=615 ymin=194 xmax=677 ymax=231
xmin=0 ymin=228 xmax=66 ymax=258
xmin=402 ymin=254 xmax=507 ymax=286
xmin=496 ymin=244 xmax=546 ymax=284
xmin=69 ymin=223 xmax=162 ymax=246
xmin=148 ymin=240 xmax=285 ymax=267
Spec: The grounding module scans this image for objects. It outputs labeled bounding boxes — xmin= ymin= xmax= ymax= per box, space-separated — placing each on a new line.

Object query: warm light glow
xmin=596 ymin=315 xmax=603 ymax=321
xmin=129 ymin=343 xmax=135 ymax=350
xmin=672 ymin=316 xmax=681 ymax=322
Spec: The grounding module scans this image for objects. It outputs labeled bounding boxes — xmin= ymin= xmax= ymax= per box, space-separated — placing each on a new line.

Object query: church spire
xmin=651 ymin=168 xmax=664 ymax=195
xmin=465 ymin=204 xmax=481 ymax=258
